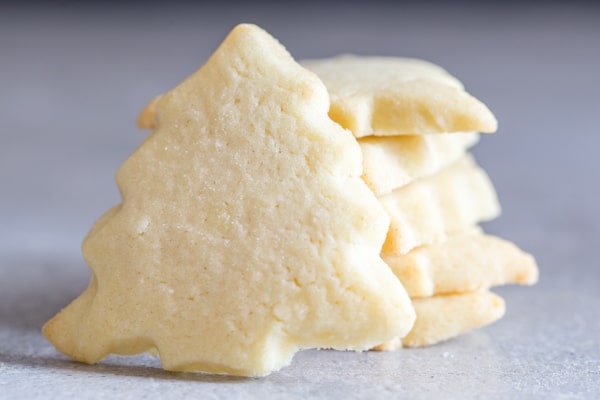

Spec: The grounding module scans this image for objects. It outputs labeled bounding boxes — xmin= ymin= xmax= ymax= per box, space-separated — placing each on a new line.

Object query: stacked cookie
xmin=303 ymin=56 xmax=538 ymax=349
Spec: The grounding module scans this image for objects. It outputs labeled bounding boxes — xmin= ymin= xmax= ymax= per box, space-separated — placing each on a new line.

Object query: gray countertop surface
xmin=1 ymin=2 xmax=599 ymax=399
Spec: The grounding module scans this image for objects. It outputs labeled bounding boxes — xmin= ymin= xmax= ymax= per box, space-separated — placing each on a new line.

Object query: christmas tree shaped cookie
xmin=43 ymin=24 xmax=415 ymax=377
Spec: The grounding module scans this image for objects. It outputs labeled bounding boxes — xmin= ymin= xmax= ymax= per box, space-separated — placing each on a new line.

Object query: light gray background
xmin=1 ymin=2 xmax=599 ymax=399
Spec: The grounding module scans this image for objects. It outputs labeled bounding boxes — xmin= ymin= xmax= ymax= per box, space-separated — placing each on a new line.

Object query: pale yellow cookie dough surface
xmin=138 ymin=101 xmax=478 ymax=197
xmin=379 ymin=155 xmax=500 ymax=254
xmin=43 ymin=24 xmax=415 ymax=377
xmin=383 ymin=229 xmax=539 ymax=298
xmin=360 ymin=132 xmax=479 ymax=195
xmin=375 ymin=290 xmax=506 ymax=350
xmin=302 ymin=56 xmax=497 ymax=137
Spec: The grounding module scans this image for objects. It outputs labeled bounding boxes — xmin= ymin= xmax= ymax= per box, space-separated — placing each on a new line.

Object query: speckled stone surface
xmin=1 ymin=2 xmax=599 ymax=398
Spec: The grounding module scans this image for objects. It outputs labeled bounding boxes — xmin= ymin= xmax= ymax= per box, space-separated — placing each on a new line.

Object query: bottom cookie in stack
xmin=376 ymin=290 xmax=506 ymax=350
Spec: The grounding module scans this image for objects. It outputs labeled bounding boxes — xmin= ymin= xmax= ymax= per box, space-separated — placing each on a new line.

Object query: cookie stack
xmin=43 ymin=25 xmax=540 ymax=378
xmin=137 ymin=54 xmax=540 ymax=351
xmin=303 ymin=56 xmax=538 ymax=349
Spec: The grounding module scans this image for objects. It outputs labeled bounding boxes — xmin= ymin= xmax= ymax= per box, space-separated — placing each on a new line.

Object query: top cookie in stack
xmin=303 ymin=56 xmax=538 ymax=349
xmin=302 ymin=56 xmax=497 ymax=139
